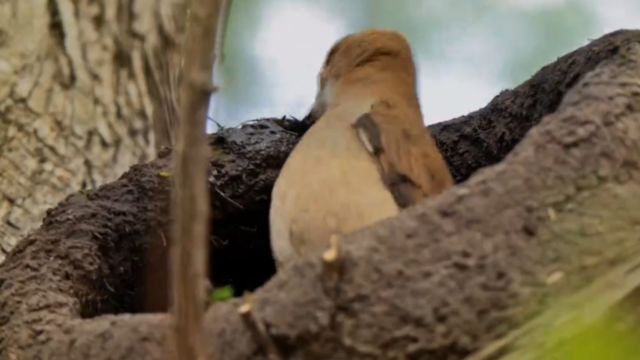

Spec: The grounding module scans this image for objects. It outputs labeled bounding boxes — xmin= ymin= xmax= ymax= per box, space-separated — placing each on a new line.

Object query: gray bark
xmin=0 ymin=0 xmax=185 ymax=261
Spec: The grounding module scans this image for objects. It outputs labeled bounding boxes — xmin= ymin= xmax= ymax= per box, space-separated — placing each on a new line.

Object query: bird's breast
xmin=269 ymin=106 xmax=399 ymax=265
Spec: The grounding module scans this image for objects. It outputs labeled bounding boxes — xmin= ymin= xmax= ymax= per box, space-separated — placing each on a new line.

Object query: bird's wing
xmin=352 ymin=101 xmax=453 ymax=208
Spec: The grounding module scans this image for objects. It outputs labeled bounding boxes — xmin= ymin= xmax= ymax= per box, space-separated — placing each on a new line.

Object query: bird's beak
xmin=303 ymin=85 xmax=329 ymax=124
xmin=302 ymin=103 xmax=323 ymax=125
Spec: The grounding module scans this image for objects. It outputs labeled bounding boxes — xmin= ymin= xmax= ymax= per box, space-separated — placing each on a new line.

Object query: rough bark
xmin=0 ymin=0 xmax=186 ymax=261
xmin=429 ymin=29 xmax=638 ymax=183
xmin=1 ymin=29 xmax=640 ymax=359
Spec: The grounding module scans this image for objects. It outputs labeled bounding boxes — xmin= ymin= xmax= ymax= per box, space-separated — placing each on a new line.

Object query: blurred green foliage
xmin=210 ymin=285 xmax=234 ymax=302
xmin=539 ymin=310 xmax=640 ymax=360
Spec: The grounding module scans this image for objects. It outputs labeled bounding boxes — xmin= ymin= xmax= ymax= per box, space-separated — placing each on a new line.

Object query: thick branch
xmin=430 ymin=29 xmax=640 ymax=182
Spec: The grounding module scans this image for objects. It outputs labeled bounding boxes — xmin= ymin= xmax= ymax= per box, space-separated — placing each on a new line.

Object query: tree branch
xmin=172 ymin=0 xmax=222 ymax=358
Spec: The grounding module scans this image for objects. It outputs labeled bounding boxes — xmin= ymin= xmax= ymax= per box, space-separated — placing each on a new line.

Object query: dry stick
xmin=171 ymin=0 xmax=222 ymax=359
xmin=238 ymin=294 xmax=283 ymax=360
xmin=322 ymin=234 xmax=342 ymax=281
xmin=214 ymin=0 xmax=231 ymax=65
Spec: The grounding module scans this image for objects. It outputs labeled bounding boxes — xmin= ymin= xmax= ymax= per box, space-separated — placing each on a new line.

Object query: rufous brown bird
xmin=269 ymin=29 xmax=453 ymax=267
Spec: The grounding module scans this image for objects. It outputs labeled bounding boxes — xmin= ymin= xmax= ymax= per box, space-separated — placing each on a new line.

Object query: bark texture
xmin=0 ymin=0 xmax=185 ymax=261
xmin=1 ymin=29 xmax=640 ymax=359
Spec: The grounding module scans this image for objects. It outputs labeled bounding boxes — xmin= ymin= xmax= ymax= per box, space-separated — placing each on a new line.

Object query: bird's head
xmin=305 ymin=29 xmax=417 ymax=123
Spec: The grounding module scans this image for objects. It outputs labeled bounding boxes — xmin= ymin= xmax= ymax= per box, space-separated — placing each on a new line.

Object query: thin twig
xmin=171 ymin=0 xmax=223 ymax=359
xmin=322 ymin=234 xmax=342 ymax=281
xmin=214 ymin=186 xmax=244 ymax=209
xmin=238 ymin=294 xmax=283 ymax=360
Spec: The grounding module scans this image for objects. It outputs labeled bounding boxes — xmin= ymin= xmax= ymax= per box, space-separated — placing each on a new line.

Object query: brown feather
xmin=353 ymin=100 xmax=453 ymax=208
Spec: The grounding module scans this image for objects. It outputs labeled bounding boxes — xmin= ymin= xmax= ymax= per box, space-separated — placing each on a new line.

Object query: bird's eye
xmin=355 ymin=49 xmax=396 ymax=68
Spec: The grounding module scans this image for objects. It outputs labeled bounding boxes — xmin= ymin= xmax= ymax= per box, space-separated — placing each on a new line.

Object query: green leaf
xmin=210 ymin=285 xmax=234 ymax=302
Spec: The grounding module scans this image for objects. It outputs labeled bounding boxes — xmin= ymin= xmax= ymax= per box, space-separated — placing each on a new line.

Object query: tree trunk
xmin=1 ymin=29 xmax=640 ymax=359
xmin=0 ymin=0 xmax=185 ymax=261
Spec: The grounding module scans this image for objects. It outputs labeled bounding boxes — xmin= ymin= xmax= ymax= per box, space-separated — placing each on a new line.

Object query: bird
xmin=269 ymin=29 xmax=453 ymax=267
